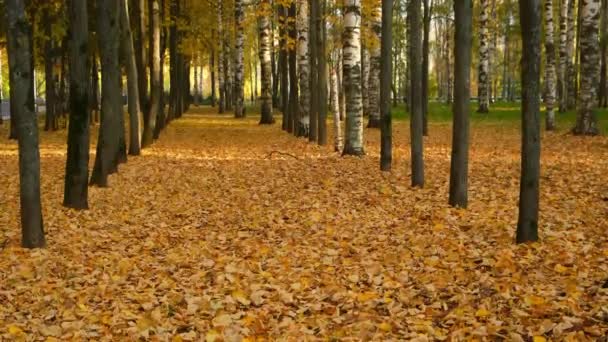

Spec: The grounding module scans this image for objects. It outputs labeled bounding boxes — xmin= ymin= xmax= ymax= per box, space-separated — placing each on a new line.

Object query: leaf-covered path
xmin=1 ymin=106 xmax=608 ymax=340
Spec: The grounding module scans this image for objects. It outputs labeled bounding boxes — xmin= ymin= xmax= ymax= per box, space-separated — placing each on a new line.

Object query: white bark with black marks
xmin=573 ymin=0 xmax=601 ymax=135
xmin=259 ymin=0 xmax=274 ymax=124
xmin=558 ymin=0 xmax=569 ymax=112
xmin=477 ymin=0 xmax=490 ymax=113
xmin=544 ymin=0 xmax=557 ymax=130
xmin=368 ymin=2 xmax=381 ymax=128
xmin=342 ymin=0 xmax=364 ymax=156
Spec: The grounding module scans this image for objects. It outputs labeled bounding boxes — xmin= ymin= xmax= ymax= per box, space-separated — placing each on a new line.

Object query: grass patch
xmin=392 ymin=101 xmax=608 ymax=132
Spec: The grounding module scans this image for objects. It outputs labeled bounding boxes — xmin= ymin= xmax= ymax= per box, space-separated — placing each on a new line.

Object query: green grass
xmin=392 ymin=101 xmax=608 ymax=132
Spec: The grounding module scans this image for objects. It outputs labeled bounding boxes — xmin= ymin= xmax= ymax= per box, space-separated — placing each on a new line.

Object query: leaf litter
xmin=0 ymin=107 xmax=607 ymax=341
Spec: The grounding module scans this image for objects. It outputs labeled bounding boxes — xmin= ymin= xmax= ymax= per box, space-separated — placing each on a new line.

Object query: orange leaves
xmin=1 ymin=107 xmax=608 ymax=340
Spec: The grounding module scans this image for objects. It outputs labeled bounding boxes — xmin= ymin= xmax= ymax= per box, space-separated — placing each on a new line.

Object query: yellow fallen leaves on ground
xmin=1 ymin=107 xmax=607 ymax=340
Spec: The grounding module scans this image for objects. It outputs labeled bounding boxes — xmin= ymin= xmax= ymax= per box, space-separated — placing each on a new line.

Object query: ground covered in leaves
xmin=1 ymin=106 xmax=608 ymax=341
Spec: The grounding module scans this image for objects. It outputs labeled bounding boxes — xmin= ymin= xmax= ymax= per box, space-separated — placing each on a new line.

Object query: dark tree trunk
xmin=155 ymin=0 xmax=168 ymax=134
xmin=58 ymin=38 xmax=69 ymax=126
xmin=142 ymin=0 xmax=160 ymax=147
xmin=90 ymin=0 xmax=123 ymax=187
xmin=211 ymin=49 xmax=216 ymax=107
xmin=287 ymin=1 xmax=298 ymax=133
xmin=90 ymin=53 xmax=100 ymax=124
xmin=0 ymin=51 xmax=3 ymax=126
xmin=516 ymin=0 xmax=542 ymax=243
xmin=599 ymin=0 xmax=608 ymax=107
xmin=449 ymin=0 xmax=472 ymax=208
xmin=43 ymin=11 xmax=58 ymax=132
xmin=169 ymin=0 xmax=178 ymax=121
xmin=422 ymin=0 xmax=432 ymax=136
xmin=133 ymin=0 xmax=149 ymax=115
xmin=317 ymin=0 xmax=328 ymax=145
xmin=410 ymin=0 xmax=424 ymax=187
xmin=7 ymin=0 xmax=45 ymax=248
xmin=120 ymin=0 xmax=142 ymax=156
xmin=279 ymin=5 xmax=288 ymax=130
xmin=272 ymin=15 xmax=279 ymax=109
xmin=64 ymin=0 xmax=91 ymax=209
xmin=380 ymin=0 xmax=393 ymax=171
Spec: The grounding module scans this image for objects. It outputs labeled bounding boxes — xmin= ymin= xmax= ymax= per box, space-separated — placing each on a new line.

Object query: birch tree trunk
xmin=317 ymin=0 xmax=328 ymax=145
xmin=559 ymin=0 xmax=569 ymax=112
xmin=296 ymin=0 xmax=310 ymax=136
xmin=477 ymin=0 xmax=490 ymax=113
xmin=488 ymin=0 xmax=496 ymax=104
xmin=422 ymin=0 xmax=432 ymax=136
xmin=544 ymin=0 xmax=557 ymax=130
xmin=367 ymin=2 xmax=381 ymax=128
xmin=361 ymin=46 xmax=370 ymax=117
xmin=7 ymin=0 xmax=45 ymax=248
xmin=573 ymin=0 xmax=601 ymax=135
xmin=259 ymin=0 xmax=275 ymax=124
xmin=234 ymin=0 xmax=245 ymax=118
xmin=342 ymin=0 xmax=364 ymax=156
xmin=309 ymin=0 xmax=319 ymax=142
xmin=331 ymin=63 xmax=342 ymax=151
xmin=224 ymin=34 xmax=233 ymax=112
xmin=566 ymin=0 xmax=576 ymax=109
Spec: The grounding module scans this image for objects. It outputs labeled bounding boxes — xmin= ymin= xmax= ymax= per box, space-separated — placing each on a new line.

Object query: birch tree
xmin=367 ymin=2 xmax=381 ymax=128
xmin=566 ymin=0 xmax=576 ymax=109
xmin=477 ymin=0 xmax=490 ymax=113
xmin=342 ymin=0 xmax=364 ymax=156
xmin=259 ymin=0 xmax=275 ymax=124
xmin=544 ymin=0 xmax=557 ymax=130
xmin=558 ymin=0 xmax=569 ymax=112
xmin=573 ymin=0 xmax=601 ymax=135
xmin=297 ymin=0 xmax=310 ymax=136
xmin=234 ymin=0 xmax=245 ymax=118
